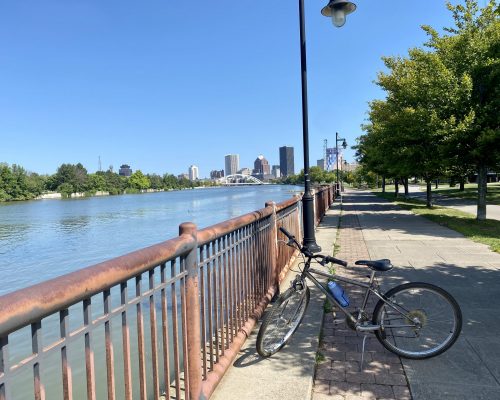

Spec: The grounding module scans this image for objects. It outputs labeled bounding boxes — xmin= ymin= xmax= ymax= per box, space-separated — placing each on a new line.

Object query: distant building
xmin=317 ymin=159 xmax=325 ymax=170
xmin=272 ymin=165 xmax=281 ymax=179
xmin=188 ymin=165 xmax=199 ymax=181
xmin=238 ymin=168 xmax=251 ymax=176
xmin=119 ymin=164 xmax=132 ymax=177
xmin=279 ymin=146 xmax=294 ymax=177
xmin=178 ymin=173 xmax=189 ymax=180
xmin=210 ymin=170 xmax=224 ymax=179
xmin=343 ymin=162 xmax=359 ymax=173
xmin=225 ymin=154 xmax=239 ymax=176
xmin=253 ymin=155 xmax=271 ymax=180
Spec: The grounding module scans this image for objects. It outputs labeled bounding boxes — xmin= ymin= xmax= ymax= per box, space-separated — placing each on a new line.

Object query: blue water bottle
xmin=327 ymin=281 xmax=349 ymax=307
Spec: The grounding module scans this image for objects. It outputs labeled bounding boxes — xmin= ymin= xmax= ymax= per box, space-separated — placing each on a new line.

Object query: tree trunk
xmin=426 ymin=180 xmax=432 ymax=207
xmin=435 ymin=179 xmax=439 ymax=189
xmin=394 ymin=178 xmax=399 ymax=198
xmin=477 ymin=165 xmax=487 ymax=221
xmin=382 ymin=177 xmax=386 ymax=193
xmin=459 ymin=179 xmax=465 ymax=191
xmin=404 ymin=178 xmax=409 ymax=197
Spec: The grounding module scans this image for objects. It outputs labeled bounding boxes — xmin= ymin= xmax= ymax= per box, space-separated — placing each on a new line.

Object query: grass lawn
xmin=372 ymin=182 xmax=500 ymax=205
xmin=374 ymin=192 xmax=500 ymax=254
xmin=431 ymin=183 xmax=500 ymax=205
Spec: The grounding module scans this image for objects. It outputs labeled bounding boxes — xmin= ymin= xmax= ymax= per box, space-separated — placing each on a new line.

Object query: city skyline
xmin=1 ymin=2 xmax=456 ymax=177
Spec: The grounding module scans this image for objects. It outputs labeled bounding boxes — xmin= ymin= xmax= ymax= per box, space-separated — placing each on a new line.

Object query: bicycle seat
xmin=355 ymin=259 xmax=393 ymax=272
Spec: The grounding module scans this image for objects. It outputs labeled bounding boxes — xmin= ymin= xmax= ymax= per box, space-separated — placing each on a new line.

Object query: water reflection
xmin=57 ymin=215 xmax=92 ymax=233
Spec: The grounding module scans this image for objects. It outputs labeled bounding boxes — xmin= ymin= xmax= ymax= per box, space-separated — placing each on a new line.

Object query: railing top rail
xmin=196 ymin=196 xmax=301 ymax=246
xmin=0 ymin=232 xmax=196 ymax=337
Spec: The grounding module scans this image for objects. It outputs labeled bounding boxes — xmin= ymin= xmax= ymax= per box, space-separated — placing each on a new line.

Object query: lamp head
xmin=321 ymin=0 xmax=357 ymax=28
xmin=342 ymin=139 xmax=347 ymax=149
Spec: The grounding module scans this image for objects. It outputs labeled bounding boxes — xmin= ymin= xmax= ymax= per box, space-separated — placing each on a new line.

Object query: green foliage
xmin=0 ymin=163 xmax=46 ymax=201
xmin=282 ymin=167 xmax=337 ymax=185
xmin=358 ymin=0 xmax=499 ymax=217
xmin=128 ymin=170 xmax=151 ymax=191
xmin=0 ymin=161 xmax=221 ymax=202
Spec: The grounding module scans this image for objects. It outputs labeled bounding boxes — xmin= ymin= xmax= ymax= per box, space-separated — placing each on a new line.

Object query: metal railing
xmin=0 ymin=186 xmax=334 ymax=400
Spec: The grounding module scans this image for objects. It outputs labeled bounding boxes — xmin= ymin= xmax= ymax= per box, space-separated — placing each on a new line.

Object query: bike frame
xmin=296 ymin=256 xmax=418 ymax=332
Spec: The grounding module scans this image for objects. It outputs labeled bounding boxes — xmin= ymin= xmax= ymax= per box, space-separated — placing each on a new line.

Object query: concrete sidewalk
xmin=342 ymin=190 xmax=500 ymax=399
xmin=212 ymin=190 xmax=500 ymax=400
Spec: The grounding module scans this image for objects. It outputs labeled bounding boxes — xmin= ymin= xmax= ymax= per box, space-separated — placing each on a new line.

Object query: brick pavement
xmin=311 ymin=205 xmax=412 ymax=400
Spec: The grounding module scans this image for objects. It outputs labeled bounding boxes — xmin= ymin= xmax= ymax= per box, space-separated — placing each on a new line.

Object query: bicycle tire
xmin=256 ymin=286 xmax=310 ymax=357
xmin=373 ymin=282 xmax=462 ymax=359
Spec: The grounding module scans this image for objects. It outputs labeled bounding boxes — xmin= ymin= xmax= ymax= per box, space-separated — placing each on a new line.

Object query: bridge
xmin=219 ymin=174 xmax=264 ymax=185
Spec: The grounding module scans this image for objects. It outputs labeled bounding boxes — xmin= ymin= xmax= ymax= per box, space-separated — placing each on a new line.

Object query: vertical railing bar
xmin=223 ymin=236 xmax=230 ymax=350
xmin=120 ymin=282 xmax=132 ymax=400
xmin=31 ymin=321 xmax=44 ymax=400
xmin=217 ymin=238 xmax=225 ymax=356
xmin=256 ymin=220 xmax=262 ymax=301
xmin=135 ymin=276 xmax=147 ymax=400
xmin=83 ymin=299 xmax=96 ymax=400
xmin=236 ymin=228 xmax=243 ymax=331
xmin=149 ymin=269 xmax=160 ymax=400
xmin=103 ymin=290 xmax=115 ymax=400
xmin=0 ymin=336 xmax=8 ymax=400
xmin=199 ymin=249 xmax=207 ymax=375
xmin=244 ymin=226 xmax=251 ymax=322
xmin=212 ymin=239 xmax=222 ymax=363
xmin=212 ymin=241 xmax=220 ymax=365
xmin=227 ymin=232 xmax=236 ymax=344
xmin=171 ymin=260 xmax=181 ymax=400
xmin=60 ymin=309 xmax=73 ymax=400
xmin=240 ymin=227 xmax=246 ymax=324
xmin=205 ymin=246 xmax=212 ymax=373
xmin=180 ymin=259 xmax=190 ymax=400
xmin=160 ymin=264 xmax=171 ymax=399
xmin=249 ymin=224 xmax=256 ymax=313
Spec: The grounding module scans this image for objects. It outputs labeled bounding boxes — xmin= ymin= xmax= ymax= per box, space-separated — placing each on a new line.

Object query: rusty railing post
xmin=265 ymin=201 xmax=278 ymax=292
xmin=311 ymin=188 xmax=317 ymax=226
xmin=180 ymin=223 xmax=202 ymax=400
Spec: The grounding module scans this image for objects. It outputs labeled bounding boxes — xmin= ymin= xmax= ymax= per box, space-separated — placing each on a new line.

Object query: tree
xmin=87 ymin=173 xmax=107 ymax=192
xmin=49 ymin=163 xmax=89 ymax=194
xmin=422 ymin=0 xmax=500 ymax=219
xmin=129 ymin=170 xmax=151 ymax=191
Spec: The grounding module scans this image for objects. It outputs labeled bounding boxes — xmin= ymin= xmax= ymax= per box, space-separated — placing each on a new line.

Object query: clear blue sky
xmin=0 ymin=1 xmax=463 ymax=177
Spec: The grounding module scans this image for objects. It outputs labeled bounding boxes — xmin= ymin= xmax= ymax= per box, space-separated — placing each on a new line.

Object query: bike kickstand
xmin=360 ymin=335 xmax=368 ymax=372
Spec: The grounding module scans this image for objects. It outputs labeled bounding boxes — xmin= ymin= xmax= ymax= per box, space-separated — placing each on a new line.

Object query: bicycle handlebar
xmin=278 ymin=227 xmax=348 ymax=267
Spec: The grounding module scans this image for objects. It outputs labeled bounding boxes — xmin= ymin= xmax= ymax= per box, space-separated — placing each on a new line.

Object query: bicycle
xmin=256 ymin=227 xmax=462 ymax=361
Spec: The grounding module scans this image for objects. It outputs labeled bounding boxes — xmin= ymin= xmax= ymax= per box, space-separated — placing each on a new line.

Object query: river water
xmin=0 ymin=185 xmax=301 ymax=296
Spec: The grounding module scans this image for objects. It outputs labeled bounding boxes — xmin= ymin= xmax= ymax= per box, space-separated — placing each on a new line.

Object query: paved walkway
xmin=211 ymin=190 xmax=500 ymax=399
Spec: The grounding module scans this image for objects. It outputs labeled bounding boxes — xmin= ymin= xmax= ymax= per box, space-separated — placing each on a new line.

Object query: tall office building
xmin=279 ymin=146 xmax=295 ymax=177
xmin=253 ymin=155 xmax=271 ymax=176
xmin=224 ymin=154 xmax=239 ymax=176
xmin=272 ymin=165 xmax=281 ymax=179
xmin=188 ymin=165 xmax=199 ymax=181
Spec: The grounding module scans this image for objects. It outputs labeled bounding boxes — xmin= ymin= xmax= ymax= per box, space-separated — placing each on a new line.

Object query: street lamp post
xmin=335 ymin=131 xmax=347 ymax=196
xmin=298 ymin=0 xmax=356 ymax=253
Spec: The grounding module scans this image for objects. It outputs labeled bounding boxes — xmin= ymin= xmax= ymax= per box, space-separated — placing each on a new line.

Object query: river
xmin=0 ymin=185 xmax=301 ymax=296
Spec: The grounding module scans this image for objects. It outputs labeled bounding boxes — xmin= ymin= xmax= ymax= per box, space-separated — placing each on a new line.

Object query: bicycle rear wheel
xmin=373 ymin=282 xmax=462 ymax=359
xmin=256 ymin=286 xmax=310 ymax=357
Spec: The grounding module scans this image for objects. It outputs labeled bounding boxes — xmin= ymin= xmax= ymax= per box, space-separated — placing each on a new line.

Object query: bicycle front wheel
xmin=373 ymin=282 xmax=462 ymax=359
xmin=256 ymin=286 xmax=310 ymax=357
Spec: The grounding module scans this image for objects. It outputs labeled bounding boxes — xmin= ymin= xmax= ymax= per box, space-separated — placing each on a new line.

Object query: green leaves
xmin=359 ymin=0 xmax=499 ymax=215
